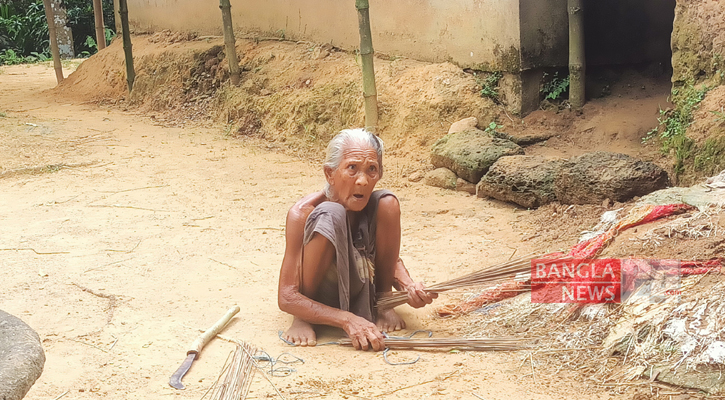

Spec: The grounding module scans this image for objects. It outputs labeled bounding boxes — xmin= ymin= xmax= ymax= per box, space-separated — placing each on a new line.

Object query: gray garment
xmin=302 ymin=190 xmax=394 ymax=322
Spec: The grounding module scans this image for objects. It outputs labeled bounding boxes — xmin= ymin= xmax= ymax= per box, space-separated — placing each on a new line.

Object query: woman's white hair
xmin=323 ymin=128 xmax=384 ymax=199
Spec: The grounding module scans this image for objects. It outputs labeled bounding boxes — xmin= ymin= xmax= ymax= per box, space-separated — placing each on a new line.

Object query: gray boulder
xmin=554 ymin=151 xmax=669 ymax=204
xmin=431 ymin=129 xmax=523 ymax=183
xmin=425 ymin=167 xmax=457 ymax=190
xmin=477 ymin=155 xmax=564 ymax=208
xmin=0 ymin=310 xmax=45 ymax=400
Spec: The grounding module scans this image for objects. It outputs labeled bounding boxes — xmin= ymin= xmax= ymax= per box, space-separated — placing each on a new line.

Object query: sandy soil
xmin=0 ymin=62 xmax=643 ymax=400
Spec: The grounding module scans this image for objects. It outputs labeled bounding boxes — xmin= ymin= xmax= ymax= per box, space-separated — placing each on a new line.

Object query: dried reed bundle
xmin=338 ymin=336 xmax=532 ymax=351
xmin=377 ymin=253 xmax=552 ymax=310
xmin=207 ymin=342 xmax=257 ymax=400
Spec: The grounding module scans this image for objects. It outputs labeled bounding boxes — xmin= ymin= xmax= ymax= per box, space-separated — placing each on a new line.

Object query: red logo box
xmin=531 ymin=258 xmax=622 ymax=303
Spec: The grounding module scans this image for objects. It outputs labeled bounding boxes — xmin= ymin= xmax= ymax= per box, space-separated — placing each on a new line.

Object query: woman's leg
xmin=374 ymin=194 xmax=407 ymax=332
xmin=282 ymin=232 xmax=336 ymax=346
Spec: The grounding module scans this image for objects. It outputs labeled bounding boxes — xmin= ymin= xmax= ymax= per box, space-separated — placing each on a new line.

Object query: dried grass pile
xmin=204 ymin=342 xmax=257 ymax=400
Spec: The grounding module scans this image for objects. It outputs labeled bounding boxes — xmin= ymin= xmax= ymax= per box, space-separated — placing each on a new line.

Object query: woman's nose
xmin=355 ymin=173 xmax=368 ymax=185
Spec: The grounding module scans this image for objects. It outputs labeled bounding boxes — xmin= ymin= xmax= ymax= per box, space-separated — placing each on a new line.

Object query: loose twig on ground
xmin=0 ymin=162 xmax=97 ymax=179
xmin=210 ymin=258 xmax=236 ymax=270
xmin=71 ymin=283 xmax=118 ymax=326
xmin=84 ymin=257 xmax=134 ymax=273
xmin=0 ymin=247 xmax=69 ymax=255
xmin=52 ymin=390 xmax=69 ymax=400
xmin=98 ymin=185 xmax=169 ymax=194
xmin=71 ymin=339 xmax=108 ymax=353
xmin=373 ymin=370 xmax=460 ymax=397
xmin=87 ymin=204 xmax=171 ymax=212
xmin=104 ymin=240 xmax=142 ymax=253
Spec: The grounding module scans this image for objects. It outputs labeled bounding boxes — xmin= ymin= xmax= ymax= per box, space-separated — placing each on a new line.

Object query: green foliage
xmin=484 ymin=121 xmax=503 ymax=134
xmin=0 ymin=2 xmax=49 ymax=59
xmin=0 ymin=48 xmax=21 ymax=64
xmin=693 ymin=136 xmax=725 ymax=174
xmin=0 ymin=0 xmax=115 ymax=62
xmin=0 ymin=48 xmax=49 ymax=64
xmin=475 ymin=71 xmax=502 ymax=101
xmin=541 ymin=72 xmax=570 ymax=101
xmin=65 ymin=0 xmax=116 ymax=56
xmin=104 ymin=27 xmax=115 ymax=44
xmin=711 ymin=107 xmax=725 ymax=124
xmin=648 ymin=81 xmax=712 ymax=176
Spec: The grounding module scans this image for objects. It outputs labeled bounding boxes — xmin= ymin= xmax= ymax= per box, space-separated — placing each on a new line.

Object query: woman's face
xmin=325 ymin=143 xmax=381 ymax=212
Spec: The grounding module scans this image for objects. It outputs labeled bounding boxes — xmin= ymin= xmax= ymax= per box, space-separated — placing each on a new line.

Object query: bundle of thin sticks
xmin=338 ymin=336 xmax=532 ymax=351
xmin=207 ymin=342 xmax=257 ymax=400
xmin=377 ymin=253 xmax=554 ymax=310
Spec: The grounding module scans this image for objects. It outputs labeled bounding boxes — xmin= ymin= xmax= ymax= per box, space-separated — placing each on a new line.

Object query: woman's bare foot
xmin=283 ymin=317 xmax=317 ymax=346
xmin=376 ymin=308 xmax=406 ymax=332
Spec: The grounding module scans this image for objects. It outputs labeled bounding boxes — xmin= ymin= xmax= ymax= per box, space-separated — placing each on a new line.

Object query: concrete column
xmin=499 ymin=70 xmax=541 ymax=116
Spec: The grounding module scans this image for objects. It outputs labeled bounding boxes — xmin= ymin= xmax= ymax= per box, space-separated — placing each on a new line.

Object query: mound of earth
xmin=54 ymin=34 xmax=687 ymax=184
xmin=53 ymin=34 xmax=498 ymax=165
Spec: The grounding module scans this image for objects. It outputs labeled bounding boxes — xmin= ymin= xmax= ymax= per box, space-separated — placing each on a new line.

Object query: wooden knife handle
xmin=187 ymin=305 xmax=240 ymax=357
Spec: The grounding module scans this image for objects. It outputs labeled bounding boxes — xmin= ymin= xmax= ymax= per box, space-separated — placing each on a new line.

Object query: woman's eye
xmin=347 ymin=164 xmax=356 ymax=170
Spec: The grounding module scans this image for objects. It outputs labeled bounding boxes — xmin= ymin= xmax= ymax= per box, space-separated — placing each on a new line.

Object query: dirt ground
xmin=0 ymin=62 xmax=640 ymax=400
xmin=3 ymin=52 xmax=720 ymax=399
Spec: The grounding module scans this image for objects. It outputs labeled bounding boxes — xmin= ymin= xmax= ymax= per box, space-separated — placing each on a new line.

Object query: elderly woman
xmin=278 ymin=129 xmax=436 ymax=351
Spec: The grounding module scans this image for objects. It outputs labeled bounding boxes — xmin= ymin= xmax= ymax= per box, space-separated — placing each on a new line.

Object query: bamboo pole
xmin=219 ymin=0 xmax=241 ymax=86
xmin=568 ymin=0 xmax=585 ymax=108
xmin=355 ymin=0 xmax=378 ymax=131
xmin=118 ymin=0 xmax=135 ymax=92
xmin=41 ymin=0 xmax=64 ymax=83
xmin=92 ymin=0 xmax=106 ymax=50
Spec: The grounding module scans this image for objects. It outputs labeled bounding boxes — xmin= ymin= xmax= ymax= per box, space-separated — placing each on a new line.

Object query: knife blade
xmin=168 ymin=305 xmax=241 ymax=390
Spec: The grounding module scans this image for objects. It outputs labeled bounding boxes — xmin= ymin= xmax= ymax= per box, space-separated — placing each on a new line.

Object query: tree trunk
xmin=51 ymin=0 xmax=73 ymax=58
xmin=568 ymin=0 xmax=585 ymax=109
xmin=41 ymin=0 xmax=63 ymax=83
xmin=219 ymin=0 xmax=240 ymax=86
xmin=92 ymin=0 xmax=106 ymax=50
xmin=355 ymin=0 xmax=378 ymax=132
xmin=118 ymin=0 xmax=135 ymax=92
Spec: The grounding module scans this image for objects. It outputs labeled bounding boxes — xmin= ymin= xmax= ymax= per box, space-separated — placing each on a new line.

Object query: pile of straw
xmin=206 ymin=342 xmax=257 ymax=400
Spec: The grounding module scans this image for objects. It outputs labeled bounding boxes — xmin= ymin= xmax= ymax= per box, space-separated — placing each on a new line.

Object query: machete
xmin=169 ymin=305 xmax=241 ymax=390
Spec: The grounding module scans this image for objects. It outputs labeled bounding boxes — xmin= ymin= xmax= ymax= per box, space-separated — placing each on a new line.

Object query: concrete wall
xmin=124 ymin=0 xmax=521 ymax=71
xmin=519 ymin=0 xmax=568 ymax=70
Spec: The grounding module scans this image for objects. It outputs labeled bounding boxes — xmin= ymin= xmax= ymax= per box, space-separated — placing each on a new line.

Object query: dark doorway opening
xmin=582 ymin=0 xmax=676 ymax=99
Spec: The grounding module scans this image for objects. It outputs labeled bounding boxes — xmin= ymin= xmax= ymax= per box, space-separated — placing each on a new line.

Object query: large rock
xmin=448 ymin=117 xmax=478 ymax=134
xmin=431 ymin=129 xmax=523 ymax=183
xmin=0 ymin=310 xmax=45 ymax=400
xmin=477 ymin=155 xmax=564 ymax=208
xmin=424 ymin=167 xmax=457 ymax=190
xmin=554 ymin=151 xmax=669 ymax=204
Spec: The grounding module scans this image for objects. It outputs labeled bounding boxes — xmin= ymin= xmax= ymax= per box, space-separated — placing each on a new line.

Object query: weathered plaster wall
xmin=672 ymin=0 xmax=725 ymax=86
xmin=519 ymin=0 xmax=568 ymax=70
xmin=584 ymin=0 xmax=675 ymax=66
xmin=122 ymin=0 xmax=521 ymax=71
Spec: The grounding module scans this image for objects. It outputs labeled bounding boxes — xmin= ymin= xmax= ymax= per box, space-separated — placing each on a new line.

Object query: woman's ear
xmin=324 ymin=166 xmax=334 ymax=185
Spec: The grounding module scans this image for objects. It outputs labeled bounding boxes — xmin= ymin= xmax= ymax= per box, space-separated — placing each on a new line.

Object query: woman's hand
xmin=343 ymin=314 xmax=385 ymax=351
xmin=405 ymin=282 xmax=438 ymax=308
